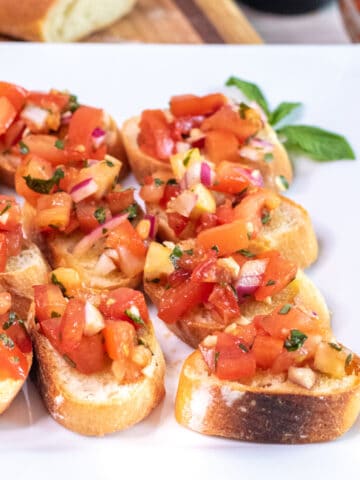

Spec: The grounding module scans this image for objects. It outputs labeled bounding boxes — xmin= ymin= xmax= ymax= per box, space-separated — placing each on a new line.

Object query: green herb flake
xmin=284 ymin=329 xmax=307 ymax=352
xmin=226 ymin=76 xmax=270 ymax=117
xmin=328 ymin=342 xmax=342 ymax=352
xmin=239 ymin=102 xmax=250 ymax=119
xmin=54 ymin=139 xmax=65 ymax=150
xmin=2 ymin=311 xmax=19 ymax=330
xmin=238 ymin=343 xmax=249 ymax=352
xmin=94 ymin=207 xmax=106 ymax=225
xmin=102 ymin=228 xmax=108 ymax=234
xmin=237 ymin=249 xmax=255 ymax=258
xmin=154 ymin=178 xmax=164 ymax=186
xmin=184 ymin=249 xmax=194 ymax=255
xmin=10 ymin=356 xmax=20 ymax=364
xmin=279 ymin=304 xmax=292 ymax=315
xmin=0 ymin=333 xmax=15 ymax=349
xmin=278 ymin=175 xmax=289 ymax=190
xmin=51 ymin=273 xmax=66 ymax=296
xmin=63 ymin=354 xmax=77 ymax=368
xmin=124 ymin=308 xmax=146 ymax=327
xmin=261 ymin=211 xmax=271 ymax=225
xmin=19 ymin=140 xmax=30 ymax=155
xmin=106 ymin=159 xmax=114 ymax=167
xmin=149 ymin=278 xmax=160 ymax=284
xmin=68 ymin=94 xmax=80 ymax=113
xmin=125 ymin=203 xmax=138 ymax=220
xmin=264 ymin=153 xmax=273 ymax=163
xmin=170 ymin=245 xmax=183 ymax=268
xmin=0 ymin=202 xmax=12 ymax=216
xmin=167 ymin=178 xmax=177 ymax=185
xmin=183 ymin=150 xmax=194 ymax=167
xmin=266 ymin=279 xmax=276 ymax=286
xmin=269 ymin=102 xmax=302 ymax=127
xmin=23 ymin=168 xmax=64 ymax=194
xmin=51 ymin=311 xmax=62 ymax=318
xmin=211 ymin=245 xmax=219 ymax=253
xmin=345 ymin=353 xmax=353 ymax=368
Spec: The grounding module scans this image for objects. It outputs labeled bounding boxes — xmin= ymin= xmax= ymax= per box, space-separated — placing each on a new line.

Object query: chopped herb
xmin=266 ymin=279 xmax=276 ymax=286
xmin=239 ymin=102 xmax=250 ymax=119
xmin=94 ymin=207 xmax=106 ymax=225
xmin=329 ymin=342 xmax=342 ymax=352
xmin=10 ymin=356 xmax=20 ymax=364
xmin=49 ymin=224 xmax=60 ymax=230
xmin=164 ymin=283 xmax=171 ymax=290
xmin=247 ymin=232 xmax=252 ymax=240
xmin=345 ymin=353 xmax=353 ymax=368
xmin=237 ymin=187 xmax=248 ymax=197
xmin=51 ymin=311 xmax=62 ymax=318
xmin=284 ymin=329 xmax=307 ymax=352
xmin=102 ymin=228 xmax=108 ymax=234
xmin=83 ymin=160 xmax=89 ymax=168
xmin=167 ymin=178 xmax=177 ymax=185
xmin=125 ymin=203 xmax=138 ymax=220
xmin=238 ymin=343 xmax=249 ymax=352
xmin=279 ymin=304 xmax=292 ymax=315
xmin=23 ymin=168 xmax=64 ymax=194
xmin=237 ymin=249 xmax=255 ymax=258
xmin=154 ymin=178 xmax=164 ymax=186
xmin=229 ymin=284 xmax=238 ymax=300
xmin=124 ymin=308 xmax=146 ymax=327
xmin=261 ymin=211 xmax=271 ymax=225
xmin=106 ymin=159 xmax=114 ymax=167
xmin=0 ymin=333 xmax=14 ymax=349
xmin=278 ymin=175 xmax=289 ymax=190
xmin=19 ymin=140 xmax=30 ymax=155
xmin=214 ymin=351 xmax=220 ymax=368
xmin=54 ymin=139 xmax=65 ymax=150
xmin=0 ymin=202 xmax=11 ymax=216
xmin=264 ymin=153 xmax=273 ymax=163
xmin=63 ymin=354 xmax=76 ymax=368
xmin=183 ymin=149 xmax=194 ymax=167
xmin=51 ymin=273 xmax=66 ymax=296
xmin=149 ymin=278 xmax=160 ymax=283
xmin=211 ymin=245 xmax=219 ymax=253
xmin=2 ymin=311 xmax=20 ymax=330
xmin=68 ymin=94 xmax=80 ymax=113
xmin=170 ymin=245 xmax=183 ymax=268
xmin=184 ymin=249 xmax=194 ymax=255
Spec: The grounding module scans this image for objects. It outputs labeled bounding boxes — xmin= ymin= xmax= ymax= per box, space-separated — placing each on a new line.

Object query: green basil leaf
xmin=269 ymin=102 xmax=302 ymax=127
xmin=277 ymin=125 xmax=355 ymax=161
xmin=226 ymin=76 xmax=270 ymax=116
xmin=23 ymin=168 xmax=64 ymax=194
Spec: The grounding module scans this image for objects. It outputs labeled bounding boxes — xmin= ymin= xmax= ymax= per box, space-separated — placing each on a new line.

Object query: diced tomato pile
xmin=137 ymin=93 xmax=263 ymax=162
xmin=0 ymin=195 xmax=23 ymax=272
xmin=0 ymin=292 xmax=31 ymax=381
xmin=34 ymin=285 xmax=151 ymax=381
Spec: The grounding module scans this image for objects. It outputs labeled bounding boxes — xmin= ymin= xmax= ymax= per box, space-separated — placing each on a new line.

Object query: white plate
xmin=0 ymin=44 xmax=359 ymax=478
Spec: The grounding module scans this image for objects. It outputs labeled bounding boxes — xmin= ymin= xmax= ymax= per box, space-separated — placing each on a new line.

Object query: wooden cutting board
xmin=0 ymin=0 xmax=262 ymax=44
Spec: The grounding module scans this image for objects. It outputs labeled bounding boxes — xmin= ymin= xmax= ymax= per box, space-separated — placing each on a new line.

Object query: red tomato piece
xmin=105 ymin=189 xmax=134 ymax=215
xmin=5 ymin=225 xmax=22 ymax=257
xmin=27 ymin=91 xmax=70 ymax=112
xmin=105 ymin=220 xmax=146 ymax=258
xmin=251 ymin=335 xmax=284 ymax=369
xmin=170 ymin=94 xmax=227 ymax=117
xmin=0 ymin=195 xmax=21 ymax=231
xmin=0 ymin=96 xmax=16 ymax=135
xmin=159 ymin=183 xmax=181 ymax=208
xmin=196 ymin=212 xmax=218 ymax=234
xmin=140 ymin=178 xmax=166 ymax=204
xmin=36 ymin=192 xmax=72 ymax=231
xmin=2 ymin=119 xmax=26 ymax=149
xmin=67 ymin=106 xmax=104 ymax=160
xmin=65 ymin=333 xmax=106 ymax=374
xmin=0 ymin=81 xmax=27 ymax=112
xmin=99 ymin=288 xmax=149 ymax=326
xmin=15 ymin=154 xmax=54 ymax=207
xmin=212 ymin=161 xmax=251 ymax=195
xmin=256 ymin=307 xmax=315 ymax=340
xmin=167 ymin=211 xmax=189 ymax=236
xmin=207 ymin=284 xmax=240 ymax=321
xmin=215 ymin=199 xmax=235 ymax=225
xmin=205 ymin=130 xmax=240 ymax=164
xmin=191 ymin=258 xmax=231 ymax=285
xmin=103 ymin=320 xmax=137 ymax=361
xmin=0 ymin=336 xmax=29 ymax=381
xmin=34 ymin=284 xmax=67 ymax=323
xmin=60 ymin=299 xmax=86 ymax=351
xmin=22 ymin=134 xmax=68 ymax=165
xmin=40 ymin=316 xmax=62 ymax=352
xmin=232 ymin=323 xmax=257 ymax=347
xmin=196 ymin=220 xmax=248 ymax=256
xmin=1 ymin=314 xmax=32 ymax=354
xmin=170 ymin=115 xmax=204 ymax=140
xmin=0 ymin=233 xmax=8 ymax=272
xmin=157 ymin=279 xmax=214 ymax=324
xmin=138 ymin=110 xmax=174 ymax=161
xmin=215 ymin=332 xmax=256 ymax=381
xmin=76 ymin=200 xmax=112 ymax=233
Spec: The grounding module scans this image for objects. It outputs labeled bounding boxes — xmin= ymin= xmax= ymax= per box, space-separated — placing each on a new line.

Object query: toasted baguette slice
xmin=0 ymin=0 xmax=137 ymax=42
xmin=145 ymin=270 xmax=330 ymax=349
xmin=147 ymin=194 xmax=318 ymax=270
xmin=175 ymin=349 xmax=360 ymax=443
xmin=122 ymin=116 xmax=292 ymax=189
xmin=0 ymin=297 xmax=33 ymax=415
xmin=30 ymin=321 xmax=165 ymax=436
xmin=0 ymin=241 xmax=49 ymax=300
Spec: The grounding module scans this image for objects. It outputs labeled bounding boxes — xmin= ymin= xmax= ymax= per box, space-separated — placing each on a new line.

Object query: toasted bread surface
xmin=175 ymin=350 xmax=360 ymax=443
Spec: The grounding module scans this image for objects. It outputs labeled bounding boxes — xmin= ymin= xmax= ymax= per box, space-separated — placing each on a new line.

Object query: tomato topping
xmin=231 ymin=323 xmax=257 ymax=347
xmin=0 ymin=334 xmax=29 ymax=381
xmin=2 ymin=119 xmax=26 ymax=149
xmin=106 ymin=189 xmax=134 ymax=215
xmin=201 ymin=105 xmax=261 ymax=143
xmin=15 ymin=154 xmax=54 ymax=207
xmin=76 ymin=200 xmax=112 ymax=233
xmin=170 ymin=93 xmax=227 ymax=118
xmin=251 ymin=335 xmax=284 ymax=369
xmin=106 ymin=219 xmax=147 ymax=258
xmin=255 ymin=306 xmax=316 ymax=340
xmin=138 ymin=110 xmax=174 ymax=161
xmin=0 ymin=233 xmax=7 ymax=272
xmin=196 ymin=220 xmax=248 ymax=256
xmin=207 ymin=284 xmax=241 ymax=321
xmin=170 ymin=115 xmax=204 ymax=140
xmin=140 ymin=178 xmax=166 ymax=204
xmin=0 ymin=81 xmax=28 ymax=112
xmin=4 ymin=225 xmax=22 ymax=258
xmin=65 ymin=333 xmax=106 ymax=374
xmin=196 ymin=212 xmax=218 ymax=233
xmin=1 ymin=314 xmax=32 ymax=354
xmin=215 ymin=199 xmax=235 ymax=225
xmin=254 ymin=251 xmax=297 ymax=301
xmin=0 ymin=96 xmax=16 ymax=135
xmin=36 ymin=192 xmax=72 ymax=231
xmin=21 ymin=134 xmax=68 ymax=165
xmin=204 ymin=130 xmax=240 ymax=164
xmin=215 ymin=332 xmax=256 ymax=381
xmin=212 ymin=161 xmax=250 ymax=194
xmin=39 ymin=316 xmax=62 ymax=351
xmin=99 ymin=288 xmax=149 ymax=327
xmin=60 ymin=299 xmax=86 ymax=351
xmin=0 ymin=195 xmax=21 ymax=231
xmin=27 ymin=91 xmax=70 ymax=112
xmin=158 ymin=279 xmax=214 ymax=324
xmin=191 ymin=257 xmax=231 ymax=284
xmin=67 ymin=106 xmax=104 ymax=160
xmin=34 ymin=284 xmax=67 ymax=323
xmin=159 ymin=182 xmax=181 ymax=208
xmin=103 ymin=320 xmax=136 ymax=361
xmin=167 ymin=211 xmax=189 ymax=236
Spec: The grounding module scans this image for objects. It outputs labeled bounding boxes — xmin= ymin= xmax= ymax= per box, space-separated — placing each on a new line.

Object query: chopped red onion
xmin=200 ymin=162 xmax=212 ymax=187
xmin=70 ymin=177 xmax=98 ymax=203
xmin=188 ymin=135 xmax=206 ymax=149
xmin=91 ymin=127 xmax=106 ymax=149
xmin=249 ymin=137 xmax=274 ymax=153
xmin=61 ymin=111 xmax=72 ymax=125
xmin=235 ymin=259 xmax=268 ymax=302
xmin=144 ymin=214 xmax=156 ymax=239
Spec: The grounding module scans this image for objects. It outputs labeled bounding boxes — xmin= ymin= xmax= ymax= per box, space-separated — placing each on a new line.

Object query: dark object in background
xmin=240 ymin=0 xmax=333 ymax=14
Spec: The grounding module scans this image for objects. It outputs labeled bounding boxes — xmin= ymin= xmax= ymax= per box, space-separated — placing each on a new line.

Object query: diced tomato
xmin=167 ymin=211 xmax=189 ymax=236
xmin=201 ymin=105 xmax=261 ymax=143
xmin=0 ymin=96 xmax=16 ymax=135
xmin=167 ymin=269 xmax=191 ymax=287
xmin=106 ymin=189 xmax=134 ymax=215
xmin=0 ymin=195 xmax=21 ymax=231
xmin=99 ymin=288 xmax=149 ymax=326
xmin=0 ymin=233 xmax=7 ymax=272
xmin=60 ymin=299 xmax=85 ymax=351
xmin=5 ymin=225 xmax=22 ymax=257
xmin=215 ymin=199 xmax=235 ymax=225
xmin=252 ymin=335 xmax=284 ymax=369
xmin=170 ymin=94 xmax=227 ymax=118
xmin=256 ymin=306 xmax=316 ymax=340
xmin=62 ymin=212 xmax=80 ymax=235
xmin=158 ymin=279 xmax=214 ymax=324
xmin=231 ymin=323 xmax=257 ymax=347
xmin=15 ymin=154 xmax=54 ymax=207
xmin=67 ymin=106 xmax=105 ymax=160
xmin=178 ymin=246 xmax=217 ymax=272
xmin=196 ymin=212 xmax=218 ymax=234
xmin=170 ymin=115 xmax=204 ymax=140
xmin=215 ymin=332 xmax=256 ymax=381
xmin=106 ymin=219 xmax=146 ymax=258
xmin=159 ymin=183 xmax=181 ymax=208
xmin=65 ymin=333 xmax=106 ymax=374
xmin=40 ymin=316 xmax=62 ymax=352
xmin=191 ymin=258 xmax=231 ymax=284
xmin=2 ymin=119 xmax=25 ymax=149
xmin=2 ymin=316 xmax=32 ymax=354
xmin=205 ymin=130 xmax=240 ymax=164
xmin=21 ymin=134 xmax=68 ymax=165
xmin=138 ymin=110 xmax=175 ymax=161
xmin=58 ymin=166 xmax=80 ymax=193
xmin=207 ymin=284 xmax=240 ymax=321
xmin=0 ymin=82 xmax=28 ymax=112
xmin=254 ymin=251 xmax=297 ymax=301
xmin=34 ymin=284 xmax=67 ymax=323
xmin=0 ymin=336 xmax=29 ymax=381
xmin=36 ymin=192 xmax=72 ymax=231
xmin=271 ymin=351 xmax=297 ymax=374
xmin=212 ymin=161 xmax=251 ymax=194
xmin=103 ymin=320 xmax=136 ymax=361
xmin=196 ymin=220 xmax=248 ymax=256
xmin=76 ymin=200 xmax=111 ymax=233
xmin=27 ymin=91 xmax=70 ymax=112
xmin=140 ymin=179 xmax=165 ymax=204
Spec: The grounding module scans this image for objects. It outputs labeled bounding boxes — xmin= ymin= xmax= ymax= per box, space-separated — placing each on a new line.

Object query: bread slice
xmin=0 ymin=297 xmax=33 ymax=415
xmin=122 ymin=115 xmax=292 ymax=188
xmin=30 ymin=320 xmax=165 ymax=436
xmin=0 ymin=0 xmax=137 ymax=42
xmin=175 ymin=350 xmax=360 ymax=443
xmin=145 ymin=269 xmax=330 ymax=349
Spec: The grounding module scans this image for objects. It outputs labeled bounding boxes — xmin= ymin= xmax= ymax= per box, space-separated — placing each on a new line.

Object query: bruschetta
xmin=0 ymin=291 xmax=33 ymax=415
xmin=144 ymin=241 xmax=329 ymax=348
xmin=175 ymin=304 xmax=360 ymax=443
xmin=30 ymin=282 xmax=165 ymax=436
xmin=0 ymin=194 xmax=49 ymax=300
xmin=139 ymin=149 xmax=317 ymax=269
xmin=0 ymin=81 xmax=127 ymax=187
xmin=122 ymin=92 xmax=292 ymax=190
xmin=17 ymin=155 xmax=149 ymax=291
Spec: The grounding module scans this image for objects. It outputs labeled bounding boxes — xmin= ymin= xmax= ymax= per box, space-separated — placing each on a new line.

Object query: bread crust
xmin=30 ymin=321 xmax=165 ymax=436
xmin=145 ymin=270 xmax=330 ymax=348
xmin=175 ymin=351 xmax=360 ymax=443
